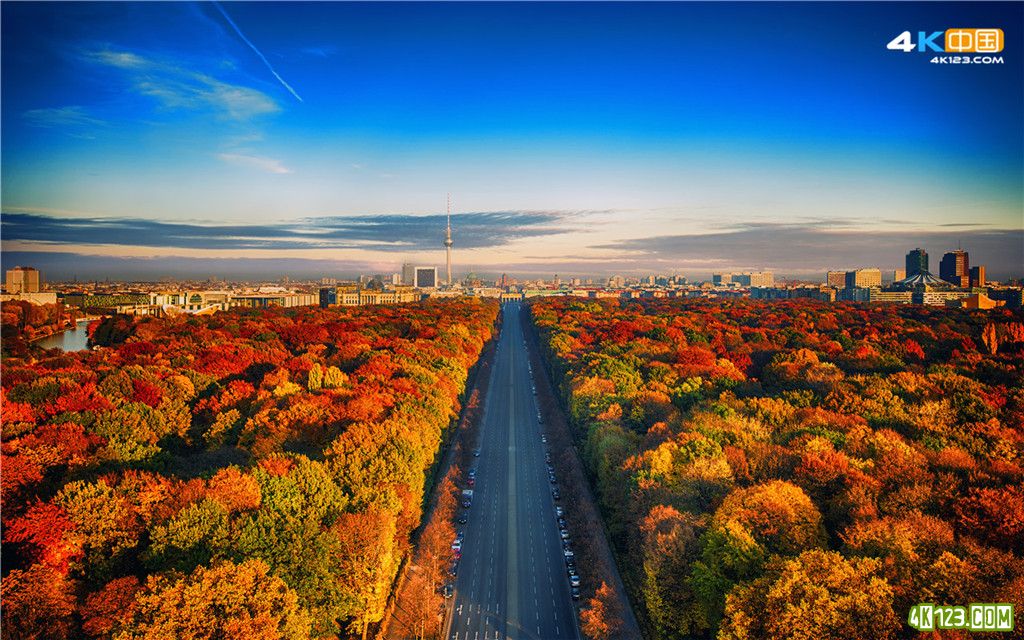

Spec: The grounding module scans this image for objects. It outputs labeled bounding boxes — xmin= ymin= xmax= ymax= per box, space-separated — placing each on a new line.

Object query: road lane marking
xmin=506 ymin=331 xmax=519 ymax=637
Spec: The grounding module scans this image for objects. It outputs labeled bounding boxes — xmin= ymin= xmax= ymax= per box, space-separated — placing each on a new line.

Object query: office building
xmin=845 ymin=268 xmax=882 ymax=289
xmin=914 ymin=290 xmax=972 ymax=306
xmin=735 ymin=272 xmax=775 ymax=287
xmin=230 ymin=293 xmax=316 ymax=309
xmin=892 ymin=269 xmax=906 ymax=283
xmin=939 ymin=249 xmax=970 ymax=287
xmin=714 ymin=271 xmax=773 ymax=287
xmin=906 ymin=248 xmax=928 ymax=278
xmin=970 ymin=266 xmax=986 ymax=289
xmin=951 ymin=294 xmax=1003 ymax=309
xmin=6 ymin=267 xmax=41 ymax=294
xmin=402 ymin=263 xmax=416 ymax=286
xmin=414 ymin=267 xmax=438 ymax=289
xmin=319 ymin=287 xmax=338 ymax=308
xmin=826 ymin=271 xmax=847 ymax=288
xmin=988 ymin=288 xmax=1023 ymax=309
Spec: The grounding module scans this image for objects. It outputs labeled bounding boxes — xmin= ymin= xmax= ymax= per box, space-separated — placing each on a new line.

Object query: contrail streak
xmin=214 ymin=2 xmax=303 ymax=103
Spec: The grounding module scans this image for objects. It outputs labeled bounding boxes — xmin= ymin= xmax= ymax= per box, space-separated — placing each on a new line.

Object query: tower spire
xmin=444 ymin=193 xmax=454 ymax=286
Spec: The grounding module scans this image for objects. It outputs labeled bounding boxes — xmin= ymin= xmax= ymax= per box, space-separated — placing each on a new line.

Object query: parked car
xmin=555 ymin=506 xmax=564 ymax=517
xmin=571 ymin=586 xmax=580 ymax=600
xmin=458 ymin=514 xmax=467 ymax=524
xmin=451 ymin=540 xmax=462 ymax=552
xmin=570 ymin=574 xmax=580 ymax=588
xmin=442 ymin=583 xmax=454 ymax=598
xmin=473 ymin=448 xmax=481 ymax=457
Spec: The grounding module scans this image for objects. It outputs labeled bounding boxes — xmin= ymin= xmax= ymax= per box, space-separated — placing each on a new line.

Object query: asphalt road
xmin=446 ymin=302 xmax=581 ymax=640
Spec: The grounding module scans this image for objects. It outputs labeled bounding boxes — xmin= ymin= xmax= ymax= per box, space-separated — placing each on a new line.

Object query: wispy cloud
xmin=213 ymin=2 xmax=303 ymax=103
xmin=22 ymin=106 xmax=103 ymax=128
xmin=593 ymin=221 xmax=1023 ymax=274
xmin=86 ymin=48 xmax=280 ymax=121
xmin=301 ymin=45 xmax=338 ymax=59
xmin=1 ymin=211 xmax=572 ymax=252
xmin=217 ymin=153 xmax=291 ymax=174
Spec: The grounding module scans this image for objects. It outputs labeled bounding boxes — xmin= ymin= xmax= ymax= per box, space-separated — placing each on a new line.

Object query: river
xmin=35 ymin=319 xmax=92 ymax=352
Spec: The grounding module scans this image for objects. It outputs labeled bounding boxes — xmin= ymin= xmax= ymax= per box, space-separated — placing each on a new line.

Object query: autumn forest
xmin=531 ymin=298 xmax=1024 ymax=640
xmin=2 ymin=295 xmax=1023 ymax=640
xmin=1 ymin=300 xmax=498 ymax=639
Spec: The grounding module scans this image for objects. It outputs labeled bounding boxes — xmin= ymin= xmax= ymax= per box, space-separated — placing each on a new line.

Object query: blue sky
xmin=2 ymin=2 xmax=1021 ymax=280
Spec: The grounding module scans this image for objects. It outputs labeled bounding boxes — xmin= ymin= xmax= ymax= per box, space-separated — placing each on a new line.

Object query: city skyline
xmin=2 ymin=2 xmax=1022 ymax=280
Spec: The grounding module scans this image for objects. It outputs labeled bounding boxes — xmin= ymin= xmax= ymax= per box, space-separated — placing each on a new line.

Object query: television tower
xmin=444 ymin=193 xmax=454 ymax=286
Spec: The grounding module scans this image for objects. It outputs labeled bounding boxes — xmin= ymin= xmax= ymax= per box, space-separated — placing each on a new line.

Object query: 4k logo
xmin=887 ymin=29 xmax=1004 ymax=53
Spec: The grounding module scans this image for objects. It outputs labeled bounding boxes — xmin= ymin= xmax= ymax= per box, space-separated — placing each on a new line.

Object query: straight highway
xmin=446 ymin=302 xmax=580 ymax=640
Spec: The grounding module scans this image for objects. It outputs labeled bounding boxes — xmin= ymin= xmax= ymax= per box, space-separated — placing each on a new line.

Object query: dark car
xmin=571 ymin=586 xmax=580 ymax=600
xmin=473 ymin=448 xmax=481 ymax=457
xmin=462 ymin=499 xmax=471 ymax=508
xmin=458 ymin=514 xmax=467 ymax=524
xmin=570 ymin=574 xmax=581 ymax=588
xmin=442 ymin=583 xmax=454 ymax=598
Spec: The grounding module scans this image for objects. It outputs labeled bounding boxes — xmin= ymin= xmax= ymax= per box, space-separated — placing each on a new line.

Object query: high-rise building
xmin=733 ymin=272 xmax=774 ymax=287
xmin=414 ymin=267 xmax=438 ymax=289
xmin=939 ymin=249 xmax=970 ymax=287
xmin=826 ymin=271 xmax=847 ymax=288
xmin=5 ymin=267 xmax=41 ymax=294
xmin=970 ymin=265 xmax=986 ymax=289
xmin=892 ymin=269 xmax=906 ymax=283
xmin=906 ymin=248 xmax=928 ymax=278
xmin=319 ymin=287 xmax=338 ymax=308
xmin=713 ymin=273 xmax=733 ymax=286
xmin=845 ymin=268 xmax=881 ymax=289
xmin=402 ymin=263 xmax=416 ymax=286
